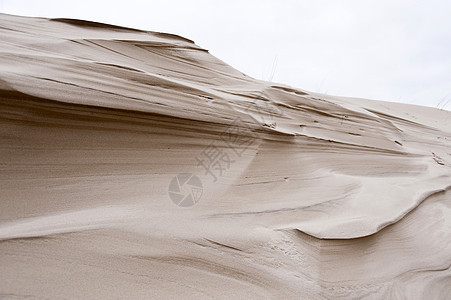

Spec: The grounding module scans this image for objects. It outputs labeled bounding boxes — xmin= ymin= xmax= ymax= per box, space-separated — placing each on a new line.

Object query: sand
xmin=0 ymin=13 xmax=450 ymax=299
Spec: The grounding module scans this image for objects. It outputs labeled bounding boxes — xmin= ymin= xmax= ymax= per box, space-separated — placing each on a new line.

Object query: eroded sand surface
xmin=1 ymin=13 xmax=450 ymax=299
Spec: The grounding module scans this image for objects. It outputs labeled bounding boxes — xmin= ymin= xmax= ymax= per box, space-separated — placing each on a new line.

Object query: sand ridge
xmin=1 ymin=13 xmax=450 ymax=299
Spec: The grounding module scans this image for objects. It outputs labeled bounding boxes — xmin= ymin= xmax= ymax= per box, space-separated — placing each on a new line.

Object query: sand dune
xmin=1 ymin=13 xmax=450 ymax=299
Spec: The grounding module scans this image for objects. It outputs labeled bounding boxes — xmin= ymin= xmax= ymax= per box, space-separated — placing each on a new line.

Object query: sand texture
xmin=1 ymin=13 xmax=451 ymax=299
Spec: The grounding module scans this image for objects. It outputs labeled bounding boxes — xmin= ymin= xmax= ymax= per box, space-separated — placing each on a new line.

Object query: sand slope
xmin=0 ymin=13 xmax=450 ymax=299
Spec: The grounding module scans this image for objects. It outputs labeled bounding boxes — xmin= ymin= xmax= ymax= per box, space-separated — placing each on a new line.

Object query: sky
xmin=1 ymin=0 xmax=450 ymax=109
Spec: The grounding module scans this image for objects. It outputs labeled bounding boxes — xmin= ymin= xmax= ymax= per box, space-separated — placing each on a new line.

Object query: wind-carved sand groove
xmin=0 ymin=13 xmax=450 ymax=299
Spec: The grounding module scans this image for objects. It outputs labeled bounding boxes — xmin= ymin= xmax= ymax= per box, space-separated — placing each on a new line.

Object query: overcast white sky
xmin=1 ymin=0 xmax=450 ymax=109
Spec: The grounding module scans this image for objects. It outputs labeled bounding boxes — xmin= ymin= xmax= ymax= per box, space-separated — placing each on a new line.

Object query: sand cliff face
xmin=0 ymin=13 xmax=450 ymax=299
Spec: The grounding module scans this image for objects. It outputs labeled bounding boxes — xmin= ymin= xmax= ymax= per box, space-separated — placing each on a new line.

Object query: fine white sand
xmin=1 ymin=13 xmax=450 ymax=299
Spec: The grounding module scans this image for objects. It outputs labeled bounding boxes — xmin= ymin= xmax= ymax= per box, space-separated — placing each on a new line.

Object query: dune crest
xmin=1 ymin=13 xmax=450 ymax=299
